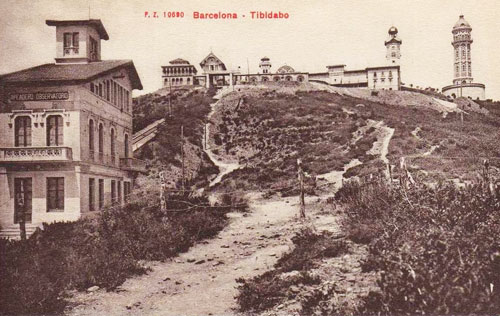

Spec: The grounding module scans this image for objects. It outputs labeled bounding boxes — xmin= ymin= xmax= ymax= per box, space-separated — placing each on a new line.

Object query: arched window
xmin=89 ymin=119 xmax=95 ymax=160
xmin=98 ymin=123 xmax=104 ymax=162
xmin=15 ymin=116 xmax=32 ymax=147
xmin=124 ymin=133 xmax=129 ymax=158
xmin=47 ymin=115 xmax=63 ymax=146
xmin=297 ymin=75 xmax=304 ymax=82
xmin=110 ymin=128 xmax=116 ymax=164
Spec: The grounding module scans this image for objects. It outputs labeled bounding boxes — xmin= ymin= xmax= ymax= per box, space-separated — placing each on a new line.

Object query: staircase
xmin=0 ymin=224 xmax=41 ymax=240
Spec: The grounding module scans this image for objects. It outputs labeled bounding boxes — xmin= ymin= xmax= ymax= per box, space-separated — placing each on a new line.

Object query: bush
xmin=338 ymin=180 xmax=500 ymax=314
xmin=0 ymin=192 xmax=246 ymax=315
xmin=236 ymin=228 xmax=348 ymax=313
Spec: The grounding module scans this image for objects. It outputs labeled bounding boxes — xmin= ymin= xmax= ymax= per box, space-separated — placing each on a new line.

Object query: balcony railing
xmin=0 ymin=147 xmax=73 ymax=162
xmin=119 ymin=157 xmax=147 ymax=173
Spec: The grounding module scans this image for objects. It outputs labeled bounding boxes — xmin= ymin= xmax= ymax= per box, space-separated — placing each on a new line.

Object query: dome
xmin=453 ymin=15 xmax=471 ymax=29
xmin=388 ymin=26 xmax=398 ymax=35
xmin=261 ymin=56 xmax=270 ymax=61
xmin=277 ymin=65 xmax=295 ymax=73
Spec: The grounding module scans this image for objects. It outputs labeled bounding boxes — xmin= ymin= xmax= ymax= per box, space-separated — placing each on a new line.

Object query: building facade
xmin=0 ymin=19 xmax=145 ymax=238
xmin=236 ymin=59 xmax=309 ymax=84
xmin=442 ymin=15 xmax=485 ymax=99
xmin=161 ymin=58 xmax=198 ymax=88
xmin=309 ymin=27 xmax=402 ymax=90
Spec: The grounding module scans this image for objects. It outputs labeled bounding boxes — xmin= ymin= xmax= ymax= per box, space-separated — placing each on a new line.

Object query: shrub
xmin=0 ymin=191 xmax=244 ymax=315
xmin=338 ymin=180 xmax=500 ymax=314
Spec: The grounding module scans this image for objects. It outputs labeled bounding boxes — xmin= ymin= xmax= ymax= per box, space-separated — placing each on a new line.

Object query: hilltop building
xmin=161 ymin=58 xmax=198 ymax=87
xmin=309 ymin=27 xmax=402 ymax=90
xmin=442 ymin=15 xmax=485 ymax=99
xmin=236 ymin=58 xmax=308 ymax=84
xmin=0 ymin=19 xmax=145 ymax=238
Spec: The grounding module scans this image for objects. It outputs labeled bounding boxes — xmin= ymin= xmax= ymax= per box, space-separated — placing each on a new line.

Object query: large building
xmin=0 ymin=19 xmax=145 ymax=238
xmin=442 ymin=15 xmax=485 ymax=100
xmin=309 ymin=27 xmax=402 ymax=90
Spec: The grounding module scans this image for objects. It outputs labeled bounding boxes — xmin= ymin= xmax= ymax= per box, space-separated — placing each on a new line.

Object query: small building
xmin=385 ymin=26 xmax=402 ymax=65
xmin=0 ymin=19 xmax=145 ymax=238
xmin=236 ymin=58 xmax=308 ymax=84
xmin=442 ymin=15 xmax=485 ymax=100
xmin=161 ymin=58 xmax=198 ymax=88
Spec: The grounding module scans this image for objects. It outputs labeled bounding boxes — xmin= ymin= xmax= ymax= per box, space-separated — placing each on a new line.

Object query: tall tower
xmin=385 ymin=26 xmax=402 ymax=64
xmin=452 ymin=15 xmax=473 ymax=85
xmin=259 ymin=57 xmax=271 ymax=74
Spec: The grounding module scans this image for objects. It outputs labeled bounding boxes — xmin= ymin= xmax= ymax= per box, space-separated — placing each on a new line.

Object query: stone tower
xmin=259 ymin=57 xmax=272 ymax=74
xmin=385 ymin=26 xmax=402 ymax=65
xmin=452 ymin=15 xmax=473 ymax=85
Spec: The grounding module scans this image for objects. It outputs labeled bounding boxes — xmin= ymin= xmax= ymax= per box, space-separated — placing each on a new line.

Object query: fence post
xmin=297 ymin=159 xmax=306 ymax=219
xmin=159 ymin=171 xmax=167 ymax=213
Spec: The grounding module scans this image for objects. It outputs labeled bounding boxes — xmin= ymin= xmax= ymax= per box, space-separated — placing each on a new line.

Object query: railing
xmin=0 ymin=147 xmax=73 ymax=162
xmin=119 ymin=157 xmax=147 ymax=173
xmin=64 ymin=47 xmax=79 ymax=56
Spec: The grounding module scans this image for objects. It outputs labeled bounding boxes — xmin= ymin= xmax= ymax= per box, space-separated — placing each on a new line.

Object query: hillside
xmin=208 ymin=83 xmax=500 ymax=191
xmin=132 ymin=87 xmax=219 ymax=188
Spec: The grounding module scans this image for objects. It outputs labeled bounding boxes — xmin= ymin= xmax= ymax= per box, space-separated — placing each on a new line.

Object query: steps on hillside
xmin=0 ymin=224 xmax=41 ymax=240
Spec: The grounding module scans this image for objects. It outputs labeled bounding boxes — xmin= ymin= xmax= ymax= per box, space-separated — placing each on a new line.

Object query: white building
xmin=442 ymin=15 xmax=485 ymax=100
xmin=309 ymin=27 xmax=402 ymax=90
xmin=0 ymin=19 xmax=145 ymax=238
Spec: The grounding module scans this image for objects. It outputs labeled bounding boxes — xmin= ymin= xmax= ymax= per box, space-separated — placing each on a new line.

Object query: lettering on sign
xmin=9 ymin=92 xmax=69 ymax=101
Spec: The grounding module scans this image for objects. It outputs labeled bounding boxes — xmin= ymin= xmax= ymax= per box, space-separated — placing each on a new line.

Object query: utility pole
xmin=168 ymin=80 xmax=172 ymax=117
xmin=297 ymin=159 xmax=306 ymax=219
xmin=181 ymin=125 xmax=185 ymax=194
xmin=204 ymin=124 xmax=208 ymax=150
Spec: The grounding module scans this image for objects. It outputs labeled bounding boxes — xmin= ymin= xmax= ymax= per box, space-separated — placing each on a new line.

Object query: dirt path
xmin=66 ymin=195 xmax=303 ymax=316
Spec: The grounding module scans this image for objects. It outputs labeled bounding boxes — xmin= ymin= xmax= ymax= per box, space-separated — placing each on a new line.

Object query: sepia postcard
xmin=0 ymin=0 xmax=499 ymax=315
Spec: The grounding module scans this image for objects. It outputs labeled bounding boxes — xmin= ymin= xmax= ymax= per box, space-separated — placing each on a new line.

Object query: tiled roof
xmin=0 ymin=60 xmax=142 ymax=90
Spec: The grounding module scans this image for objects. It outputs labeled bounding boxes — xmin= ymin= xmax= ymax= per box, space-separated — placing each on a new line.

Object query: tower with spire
xmin=442 ymin=15 xmax=485 ymax=100
xmin=385 ymin=26 xmax=402 ymax=65
xmin=452 ymin=15 xmax=473 ymax=85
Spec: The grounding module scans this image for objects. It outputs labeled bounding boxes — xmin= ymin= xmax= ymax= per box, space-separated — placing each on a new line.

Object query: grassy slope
xmin=133 ymin=88 xmax=219 ymax=188
xmin=212 ymin=84 xmax=500 ymax=188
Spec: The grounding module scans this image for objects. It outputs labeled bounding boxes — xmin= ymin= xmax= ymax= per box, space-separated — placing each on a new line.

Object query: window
xmin=47 ymin=115 xmax=63 ymax=146
xmin=89 ymin=178 xmax=95 ymax=211
xmin=15 ymin=116 xmax=31 ymax=147
xmin=391 ymin=52 xmax=396 ymax=57
xmin=14 ymin=178 xmax=32 ymax=223
xmin=373 ymin=72 xmax=377 ymax=77
xmin=462 ymin=64 xmax=466 ymax=71
xmin=124 ymin=134 xmax=129 ymax=158
xmin=47 ymin=177 xmax=64 ymax=211
xmin=89 ymin=36 xmax=98 ymax=61
xmin=117 ymin=181 xmax=122 ymax=205
xmin=110 ymin=128 xmax=116 ymax=164
xmin=98 ymin=179 xmax=104 ymax=209
xmin=63 ymin=32 xmax=79 ymax=55
xmin=124 ymin=181 xmax=131 ymax=202
xmin=389 ymin=71 xmax=393 ymax=77
xmin=111 ymin=180 xmax=116 ymax=204
xmin=89 ymin=119 xmax=95 ymax=160
xmin=98 ymin=123 xmax=104 ymax=162
xmin=125 ymin=90 xmax=129 ymax=112
xmin=90 ymin=82 xmax=95 ymax=93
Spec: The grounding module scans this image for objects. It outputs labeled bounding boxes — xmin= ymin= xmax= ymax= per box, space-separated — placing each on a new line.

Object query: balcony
xmin=119 ymin=157 xmax=147 ymax=173
xmin=0 ymin=147 xmax=73 ymax=162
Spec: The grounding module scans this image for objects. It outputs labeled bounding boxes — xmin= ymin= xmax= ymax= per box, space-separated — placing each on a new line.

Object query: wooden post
xmin=181 ymin=125 xmax=185 ymax=194
xmin=297 ymin=159 xmax=306 ymax=219
xmin=159 ymin=171 xmax=167 ymax=212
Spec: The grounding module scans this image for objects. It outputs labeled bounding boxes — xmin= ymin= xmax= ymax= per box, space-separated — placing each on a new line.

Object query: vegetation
xmin=0 ymin=191 xmax=247 ymax=315
xmin=335 ymin=179 xmax=500 ymax=314
xmin=236 ymin=227 xmax=348 ymax=314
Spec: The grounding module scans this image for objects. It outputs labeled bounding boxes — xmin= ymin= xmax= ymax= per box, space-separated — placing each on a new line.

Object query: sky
xmin=1 ymin=0 xmax=499 ymax=99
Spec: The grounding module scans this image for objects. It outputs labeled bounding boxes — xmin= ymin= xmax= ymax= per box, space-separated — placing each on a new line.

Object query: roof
xmin=327 ymin=64 xmax=346 ymax=68
xmin=46 ymin=19 xmax=109 ymax=40
xmin=0 ymin=60 xmax=143 ymax=90
xmin=169 ymin=58 xmax=190 ymax=65
xmin=199 ymin=52 xmax=227 ymax=70
xmin=366 ymin=65 xmax=400 ymax=71
xmin=277 ymin=65 xmax=295 ymax=73
xmin=453 ymin=15 xmax=471 ymax=29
